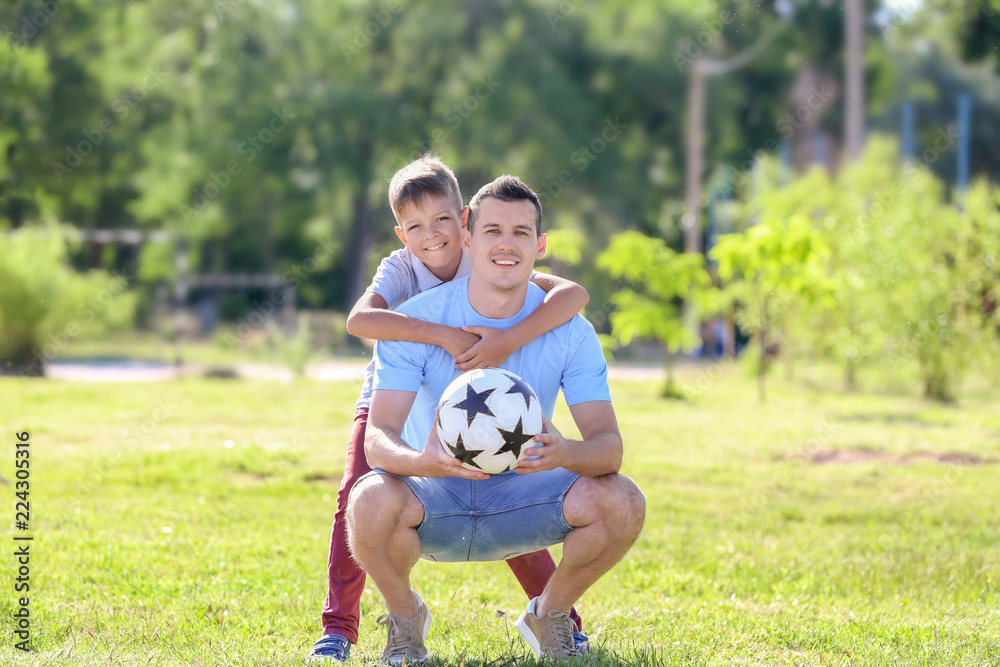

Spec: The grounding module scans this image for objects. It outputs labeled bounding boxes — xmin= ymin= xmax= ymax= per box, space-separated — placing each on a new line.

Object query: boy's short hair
xmin=388 ymin=154 xmax=463 ymax=219
xmin=467 ymin=175 xmax=543 ymax=236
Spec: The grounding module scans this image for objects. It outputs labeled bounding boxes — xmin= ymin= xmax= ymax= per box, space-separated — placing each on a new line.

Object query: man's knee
xmin=566 ymin=474 xmax=645 ymax=534
xmin=350 ymin=474 xmax=423 ymax=527
xmin=615 ymin=475 xmax=646 ymax=537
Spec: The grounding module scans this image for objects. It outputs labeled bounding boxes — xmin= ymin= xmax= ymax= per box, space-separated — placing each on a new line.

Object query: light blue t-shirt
xmin=372 ymin=276 xmax=611 ymax=452
xmin=355 ymin=249 xmax=471 ymax=409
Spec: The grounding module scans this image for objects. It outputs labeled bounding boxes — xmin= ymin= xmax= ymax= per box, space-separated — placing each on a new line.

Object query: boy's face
xmin=462 ymin=197 xmax=546 ymax=293
xmin=393 ymin=195 xmax=466 ymax=280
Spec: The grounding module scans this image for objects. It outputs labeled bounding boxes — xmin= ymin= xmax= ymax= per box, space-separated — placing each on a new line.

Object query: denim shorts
xmin=366 ymin=468 xmax=580 ymax=562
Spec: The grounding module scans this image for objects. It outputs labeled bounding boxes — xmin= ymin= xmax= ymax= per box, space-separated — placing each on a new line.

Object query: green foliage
xmin=597 ymin=231 xmax=714 ymax=396
xmin=719 ymin=137 xmax=999 ymax=403
xmin=0 ymin=226 xmax=137 ymax=372
xmin=710 ymin=182 xmax=832 ymax=400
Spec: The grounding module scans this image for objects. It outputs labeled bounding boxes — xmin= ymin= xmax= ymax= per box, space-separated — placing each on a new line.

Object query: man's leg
xmin=346 ymin=473 xmax=425 ymax=616
xmin=536 ymin=474 xmax=645 ymax=617
xmin=505 ymin=551 xmax=583 ymax=632
xmin=320 ymin=409 xmax=372 ymax=643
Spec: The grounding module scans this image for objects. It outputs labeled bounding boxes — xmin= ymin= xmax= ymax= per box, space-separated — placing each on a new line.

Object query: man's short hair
xmin=388 ymin=154 xmax=463 ymax=220
xmin=467 ymin=175 xmax=543 ymax=236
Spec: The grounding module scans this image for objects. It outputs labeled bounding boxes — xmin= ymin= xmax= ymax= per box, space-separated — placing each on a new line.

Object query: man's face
xmin=463 ymin=197 xmax=546 ymax=293
xmin=394 ymin=195 xmax=465 ymax=278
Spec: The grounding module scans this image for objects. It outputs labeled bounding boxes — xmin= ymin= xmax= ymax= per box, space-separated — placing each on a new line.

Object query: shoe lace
xmin=378 ymin=612 xmax=422 ymax=657
xmin=544 ymin=610 xmax=578 ymax=657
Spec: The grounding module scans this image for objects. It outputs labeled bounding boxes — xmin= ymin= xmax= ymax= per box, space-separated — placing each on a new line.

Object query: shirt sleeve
xmin=560 ymin=317 xmax=613 ymax=406
xmin=368 ymin=250 xmax=414 ymax=311
xmin=372 ymin=338 xmax=428 ymax=393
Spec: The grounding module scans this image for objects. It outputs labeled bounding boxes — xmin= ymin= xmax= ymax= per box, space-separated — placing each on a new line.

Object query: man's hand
xmin=454 ymin=325 xmax=516 ymax=370
xmin=516 ymin=417 xmax=573 ymax=474
xmin=417 ymin=412 xmax=490 ymax=480
xmin=440 ymin=326 xmax=483 ymax=359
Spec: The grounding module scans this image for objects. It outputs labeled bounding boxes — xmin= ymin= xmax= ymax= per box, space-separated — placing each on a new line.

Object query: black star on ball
xmin=449 ymin=433 xmax=484 ymax=469
xmin=504 ymin=374 xmax=535 ymax=411
xmin=453 ymin=385 xmax=496 ymax=427
xmin=496 ymin=416 xmax=535 ymax=460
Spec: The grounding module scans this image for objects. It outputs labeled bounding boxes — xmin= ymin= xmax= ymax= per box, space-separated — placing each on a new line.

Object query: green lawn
xmin=1 ymin=364 xmax=999 ymax=666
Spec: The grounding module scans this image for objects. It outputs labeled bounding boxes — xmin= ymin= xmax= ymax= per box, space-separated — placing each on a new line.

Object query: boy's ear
xmin=460 ymin=206 xmax=469 ymax=230
xmin=393 ymin=225 xmax=408 ymax=247
xmin=536 ymin=232 xmax=548 ymax=260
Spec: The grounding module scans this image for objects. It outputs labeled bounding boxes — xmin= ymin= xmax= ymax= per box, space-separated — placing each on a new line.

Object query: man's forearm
xmin=365 ymin=426 xmax=425 ymax=476
xmin=562 ymin=431 xmax=623 ymax=477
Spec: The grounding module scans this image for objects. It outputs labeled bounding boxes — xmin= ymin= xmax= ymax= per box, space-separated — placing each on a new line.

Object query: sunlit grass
xmin=1 ymin=362 xmax=998 ymax=665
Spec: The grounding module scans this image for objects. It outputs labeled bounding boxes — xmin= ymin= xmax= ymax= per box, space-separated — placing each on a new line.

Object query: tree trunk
xmin=662 ymin=345 xmax=680 ymax=399
xmin=844 ymin=0 xmax=865 ymax=162
xmin=757 ymin=328 xmax=768 ymax=403
xmin=684 ymin=61 xmax=705 ymax=255
xmin=844 ymin=355 xmax=858 ymax=392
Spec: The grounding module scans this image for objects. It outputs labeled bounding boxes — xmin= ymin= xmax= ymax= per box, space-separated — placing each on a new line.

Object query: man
xmin=346 ymin=175 xmax=646 ymax=663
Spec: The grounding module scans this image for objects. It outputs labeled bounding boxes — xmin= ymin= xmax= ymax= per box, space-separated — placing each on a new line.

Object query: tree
xmin=711 ymin=205 xmax=832 ymax=402
xmin=596 ymin=230 xmax=714 ymax=398
xmin=0 ymin=225 xmax=136 ymax=374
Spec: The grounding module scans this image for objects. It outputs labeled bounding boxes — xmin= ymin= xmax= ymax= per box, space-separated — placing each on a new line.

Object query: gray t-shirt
xmin=355 ymin=248 xmax=471 ymax=409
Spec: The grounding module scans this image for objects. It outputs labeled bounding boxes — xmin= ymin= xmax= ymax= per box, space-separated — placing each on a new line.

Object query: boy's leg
xmin=505 ymin=551 xmax=583 ymax=632
xmin=320 ymin=408 xmax=372 ymax=643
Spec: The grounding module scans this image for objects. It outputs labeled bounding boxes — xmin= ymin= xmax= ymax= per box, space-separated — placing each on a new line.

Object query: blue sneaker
xmin=573 ymin=631 xmax=590 ymax=654
xmin=306 ymin=633 xmax=351 ymax=663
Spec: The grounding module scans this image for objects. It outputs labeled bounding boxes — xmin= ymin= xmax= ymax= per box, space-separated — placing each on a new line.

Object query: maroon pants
xmin=321 ymin=407 xmax=583 ymax=642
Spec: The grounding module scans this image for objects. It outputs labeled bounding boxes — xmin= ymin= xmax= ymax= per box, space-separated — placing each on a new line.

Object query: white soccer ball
xmin=436 ymin=368 xmax=543 ymax=474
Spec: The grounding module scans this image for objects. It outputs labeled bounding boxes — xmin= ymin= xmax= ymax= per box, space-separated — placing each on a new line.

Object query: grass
xmin=1 ymin=362 xmax=999 ymax=665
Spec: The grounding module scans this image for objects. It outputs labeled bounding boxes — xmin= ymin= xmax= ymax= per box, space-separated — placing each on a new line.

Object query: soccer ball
xmin=436 ymin=368 xmax=543 ymax=474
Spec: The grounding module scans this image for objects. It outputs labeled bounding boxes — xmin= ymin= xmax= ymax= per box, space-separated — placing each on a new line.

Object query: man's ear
xmin=460 ymin=206 xmax=469 ymax=230
xmin=462 ymin=226 xmax=472 ymax=252
xmin=393 ymin=226 xmax=408 ymax=247
xmin=536 ymin=232 xmax=547 ymax=259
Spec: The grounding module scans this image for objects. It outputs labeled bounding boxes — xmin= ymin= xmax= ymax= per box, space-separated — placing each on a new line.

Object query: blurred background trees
xmin=1 ymin=0 xmax=998 ymax=397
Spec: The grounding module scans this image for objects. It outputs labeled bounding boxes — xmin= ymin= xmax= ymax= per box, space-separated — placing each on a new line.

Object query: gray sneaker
xmin=515 ymin=597 xmax=580 ymax=659
xmin=376 ymin=591 xmax=431 ymax=664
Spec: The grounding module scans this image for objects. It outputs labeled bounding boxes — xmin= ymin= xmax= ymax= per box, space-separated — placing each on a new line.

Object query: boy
xmin=307 ymin=155 xmax=590 ymax=663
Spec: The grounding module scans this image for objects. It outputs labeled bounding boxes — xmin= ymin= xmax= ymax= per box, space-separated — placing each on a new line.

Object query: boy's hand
xmin=418 ymin=412 xmax=489 ymax=480
xmin=454 ymin=326 xmax=517 ymax=370
xmin=516 ymin=417 xmax=572 ymax=474
xmin=441 ymin=327 xmax=483 ymax=359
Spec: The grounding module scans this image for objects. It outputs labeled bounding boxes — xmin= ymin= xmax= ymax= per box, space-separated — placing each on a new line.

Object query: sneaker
xmin=516 ymin=597 xmax=580 ymax=659
xmin=573 ymin=631 xmax=590 ymax=654
xmin=376 ymin=591 xmax=431 ymax=664
xmin=306 ymin=633 xmax=351 ymax=663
